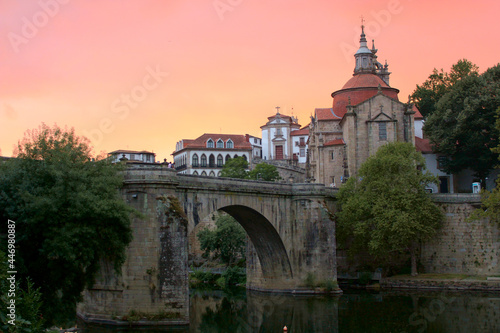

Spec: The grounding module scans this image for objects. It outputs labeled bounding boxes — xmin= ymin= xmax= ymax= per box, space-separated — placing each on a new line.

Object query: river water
xmin=80 ymin=288 xmax=500 ymax=332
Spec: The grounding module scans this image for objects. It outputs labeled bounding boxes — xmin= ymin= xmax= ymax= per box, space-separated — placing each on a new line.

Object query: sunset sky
xmin=1 ymin=0 xmax=500 ymax=161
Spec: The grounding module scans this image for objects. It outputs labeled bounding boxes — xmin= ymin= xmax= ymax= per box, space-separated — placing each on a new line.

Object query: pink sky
xmin=1 ymin=0 xmax=499 ymax=161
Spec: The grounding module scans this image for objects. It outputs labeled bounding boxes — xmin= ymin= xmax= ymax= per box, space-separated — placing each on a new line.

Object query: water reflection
xmin=80 ymin=288 xmax=500 ymax=333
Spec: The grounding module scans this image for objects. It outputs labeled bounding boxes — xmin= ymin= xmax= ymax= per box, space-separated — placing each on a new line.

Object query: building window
xmin=207 ymin=139 xmax=214 ymax=148
xmin=226 ymin=154 xmax=231 ymax=163
xmin=234 ymin=154 xmax=238 ymax=159
xmin=193 ymin=171 xmax=199 ymax=176
xmin=227 ymin=140 xmax=234 ymax=149
xmin=242 ymin=155 xmax=247 ymax=161
xmin=217 ymin=154 xmax=223 ymax=167
xmin=201 ymin=154 xmax=207 ymax=167
xmin=130 ymin=154 xmax=135 ymax=160
xmin=217 ymin=171 xmax=221 ymax=177
xmin=379 ymin=122 xmax=387 ymax=141
xmin=217 ymin=139 xmax=224 ymax=148
xmin=300 ymin=148 xmax=305 ymax=157
xmin=209 ymin=154 xmax=215 ymax=167
xmin=300 ymin=137 xmax=305 ymax=145
xmin=330 ymin=150 xmax=335 ymax=160
xmin=192 ymin=154 xmax=199 ymax=167
xmin=209 ymin=171 xmax=216 ymax=177
xmin=437 ymin=156 xmax=448 ymax=170
xmin=201 ymin=171 xmax=207 ymax=176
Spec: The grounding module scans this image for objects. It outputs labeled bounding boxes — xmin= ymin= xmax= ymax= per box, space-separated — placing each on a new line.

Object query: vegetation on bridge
xmin=220 ymin=156 xmax=281 ymax=181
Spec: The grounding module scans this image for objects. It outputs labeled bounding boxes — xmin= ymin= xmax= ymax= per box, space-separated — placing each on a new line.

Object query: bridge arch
xmin=219 ymin=205 xmax=293 ymax=279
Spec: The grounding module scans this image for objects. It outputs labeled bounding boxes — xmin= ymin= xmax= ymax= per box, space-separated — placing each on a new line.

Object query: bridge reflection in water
xmin=79 ymin=289 xmax=500 ymax=332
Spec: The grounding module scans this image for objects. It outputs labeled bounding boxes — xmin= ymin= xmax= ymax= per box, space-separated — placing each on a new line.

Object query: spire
xmin=354 ymin=22 xmax=375 ymax=75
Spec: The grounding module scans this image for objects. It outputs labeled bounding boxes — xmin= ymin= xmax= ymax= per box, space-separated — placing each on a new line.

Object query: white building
xmin=108 ymin=150 xmax=156 ymax=164
xmin=261 ymin=107 xmax=306 ymax=162
xmin=246 ymin=134 xmax=262 ymax=159
xmin=172 ymin=133 xmax=252 ymax=176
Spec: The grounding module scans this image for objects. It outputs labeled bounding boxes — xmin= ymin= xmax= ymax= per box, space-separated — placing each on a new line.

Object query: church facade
xmin=307 ymin=25 xmax=416 ymax=186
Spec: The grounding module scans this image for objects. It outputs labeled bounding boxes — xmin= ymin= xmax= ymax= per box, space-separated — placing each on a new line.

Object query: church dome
xmin=341 ymin=73 xmax=389 ymax=90
xmin=330 ymin=74 xmax=399 ymax=119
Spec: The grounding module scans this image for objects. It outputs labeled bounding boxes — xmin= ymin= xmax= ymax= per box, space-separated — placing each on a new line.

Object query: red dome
xmin=330 ymin=74 xmax=399 ymax=119
xmin=342 ymin=74 xmax=389 ymax=89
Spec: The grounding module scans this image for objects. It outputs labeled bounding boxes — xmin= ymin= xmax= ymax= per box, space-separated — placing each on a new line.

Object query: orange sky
xmin=1 ymin=0 xmax=499 ymax=161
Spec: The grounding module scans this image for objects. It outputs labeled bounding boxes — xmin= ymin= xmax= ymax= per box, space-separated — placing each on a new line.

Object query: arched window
xmin=201 ymin=154 xmax=207 ymax=167
xmin=217 ymin=154 xmax=223 ymax=167
xmin=217 ymin=139 xmax=224 ymax=148
xmin=217 ymin=171 xmax=221 ymax=177
xmin=209 ymin=171 xmax=216 ymax=177
xmin=225 ymin=154 xmax=231 ymax=163
xmin=201 ymin=171 xmax=207 ymax=176
xmin=207 ymin=139 xmax=214 ymax=148
xmin=234 ymin=154 xmax=238 ymax=159
xmin=226 ymin=140 xmax=234 ymax=149
xmin=242 ymin=155 xmax=247 ymax=161
xmin=193 ymin=171 xmax=199 ymax=176
xmin=209 ymin=154 xmax=215 ymax=167
xmin=192 ymin=154 xmax=199 ymax=167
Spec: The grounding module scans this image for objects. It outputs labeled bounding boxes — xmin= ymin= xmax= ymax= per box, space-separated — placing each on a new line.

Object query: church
xmin=307 ymin=24 xmax=419 ymax=187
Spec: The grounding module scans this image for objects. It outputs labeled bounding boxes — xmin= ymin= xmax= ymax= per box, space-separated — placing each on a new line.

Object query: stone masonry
xmin=78 ymin=164 xmax=339 ymax=324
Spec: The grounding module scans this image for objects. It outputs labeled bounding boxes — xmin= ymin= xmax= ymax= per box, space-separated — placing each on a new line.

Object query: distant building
xmin=246 ymin=134 xmax=262 ymax=159
xmin=172 ymin=133 xmax=252 ymax=176
xmin=307 ymin=25 xmax=415 ymax=187
xmin=108 ymin=150 xmax=156 ymax=163
xmin=261 ymin=107 xmax=308 ymax=164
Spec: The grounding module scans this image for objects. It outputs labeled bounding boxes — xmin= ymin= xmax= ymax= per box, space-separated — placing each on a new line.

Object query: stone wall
xmin=420 ymin=194 xmax=500 ymax=275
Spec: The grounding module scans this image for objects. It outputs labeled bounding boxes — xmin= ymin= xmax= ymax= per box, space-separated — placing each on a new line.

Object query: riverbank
xmin=381 ymin=273 xmax=500 ymax=292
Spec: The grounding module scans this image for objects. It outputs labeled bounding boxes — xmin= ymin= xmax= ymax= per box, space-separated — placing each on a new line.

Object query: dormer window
xmin=207 ymin=139 xmax=214 ymax=148
xmin=216 ymin=139 xmax=224 ymax=148
xmin=226 ymin=139 xmax=234 ymax=149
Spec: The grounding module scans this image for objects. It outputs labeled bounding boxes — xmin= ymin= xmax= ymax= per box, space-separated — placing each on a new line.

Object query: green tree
xmin=423 ymin=64 xmax=500 ymax=184
xmin=220 ymin=156 xmax=249 ymax=179
xmin=0 ymin=250 xmax=45 ymax=333
xmin=197 ymin=214 xmax=246 ymax=266
xmin=336 ymin=142 xmax=444 ymax=276
xmin=248 ymin=163 xmax=281 ymax=181
xmin=471 ymin=107 xmax=500 ymax=224
xmin=0 ymin=124 xmax=136 ymax=325
xmin=411 ymin=59 xmax=479 ymax=118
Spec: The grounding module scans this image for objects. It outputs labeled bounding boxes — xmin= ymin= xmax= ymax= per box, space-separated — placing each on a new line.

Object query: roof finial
xmin=275 ymin=106 xmax=280 ymax=115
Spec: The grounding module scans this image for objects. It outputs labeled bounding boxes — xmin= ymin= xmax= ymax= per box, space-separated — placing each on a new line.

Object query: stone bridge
xmin=77 ymin=165 xmax=339 ymax=324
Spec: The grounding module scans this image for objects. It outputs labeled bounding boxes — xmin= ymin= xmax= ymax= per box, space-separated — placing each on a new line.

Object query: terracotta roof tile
xmin=290 ymin=128 xmax=309 ymax=136
xmin=315 ymin=108 xmax=342 ymax=120
xmin=324 ymin=139 xmax=345 ymax=146
xmin=415 ymin=136 xmax=433 ymax=153
xmin=180 ymin=133 xmax=252 ymax=150
xmin=413 ymin=105 xmax=423 ymax=119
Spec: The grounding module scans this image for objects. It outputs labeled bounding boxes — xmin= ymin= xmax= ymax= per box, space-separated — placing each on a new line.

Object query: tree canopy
xmin=471 ymin=107 xmax=500 ymax=225
xmin=0 ymin=124 xmax=136 ymax=325
xmin=220 ymin=156 xmax=249 ymax=179
xmin=336 ymin=142 xmax=444 ymax=276
xmin=422 ymin=63 xmax=500 ymax=182
xmin=220 ymin=157 xmax=281 ymax=181
xmin=411 ymin=59 xmax=479 ymax=119
xmin=197 ymin=214 xmax=246 ymax=266
xmin=247 ymin=163 xmax=281 ymax=181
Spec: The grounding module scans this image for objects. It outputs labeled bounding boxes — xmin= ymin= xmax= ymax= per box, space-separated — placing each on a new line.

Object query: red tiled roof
xmin=324 ymin=139 xmax=345 ymax=146
xmin=315 ymin=107 xmax=342 ymax=120
xmin=290 ymin=128 xmax=309 ymax=136
xmin=178 ymin=133 xmax=252 ymax=151
xmin=415 ymin=136 xmax=433 ymax=153
xmin=331 ymin=74 xmax=400 ymax=119
xmin=341 ymin=74 xmax=389 ymax=90
xmin=413 ymin=105 xmax=423 ymax=119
